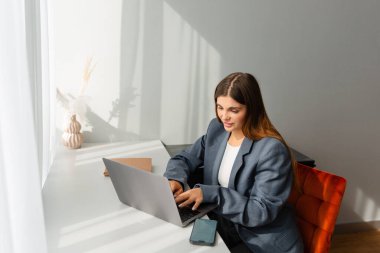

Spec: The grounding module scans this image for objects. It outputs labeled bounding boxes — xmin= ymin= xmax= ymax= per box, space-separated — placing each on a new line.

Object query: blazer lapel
xmin=228 ymin=138 xmax=254 ymax=189
xmin=210 ymin=132 xmax=229 ymax=185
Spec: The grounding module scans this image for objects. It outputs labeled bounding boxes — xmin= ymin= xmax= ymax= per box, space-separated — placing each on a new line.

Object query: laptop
xmin=103 ymin=158 xmax=217 ymax=227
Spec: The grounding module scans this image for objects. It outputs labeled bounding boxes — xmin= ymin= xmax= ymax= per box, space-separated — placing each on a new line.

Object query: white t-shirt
xmin=218 ymin=143 xmax=241 ymax=187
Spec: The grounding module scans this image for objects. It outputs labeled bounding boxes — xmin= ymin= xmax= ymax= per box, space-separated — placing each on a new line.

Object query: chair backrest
xmin=287 ymin=163 xmax=347 ymax=253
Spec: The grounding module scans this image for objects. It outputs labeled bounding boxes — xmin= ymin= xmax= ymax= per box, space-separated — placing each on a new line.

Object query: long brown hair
xmin=214 ymin=72 xmax=299 ymax=189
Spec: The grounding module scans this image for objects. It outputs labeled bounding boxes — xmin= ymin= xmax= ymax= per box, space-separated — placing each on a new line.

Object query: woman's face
xmin=216 ymin=96 xmax=247 ymax=134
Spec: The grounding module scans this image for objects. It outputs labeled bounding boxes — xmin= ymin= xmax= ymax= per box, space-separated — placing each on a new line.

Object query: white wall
xmin=53 ymin=0 xmax=380 ymax=225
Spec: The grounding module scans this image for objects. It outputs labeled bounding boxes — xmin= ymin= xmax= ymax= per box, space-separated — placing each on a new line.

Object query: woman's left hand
xmin=175 ymin=187 xmax=203 ymax=210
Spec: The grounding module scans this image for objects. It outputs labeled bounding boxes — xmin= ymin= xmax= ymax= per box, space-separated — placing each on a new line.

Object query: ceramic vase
xmin=62 ymin=114 xmax=83 ymax=149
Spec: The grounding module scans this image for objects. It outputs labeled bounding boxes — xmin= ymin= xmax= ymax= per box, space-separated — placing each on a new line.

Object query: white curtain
xmin=0 ymin=0 xmax=51 ymax=252
xmin=31 ymin=0 xmax=56 ymax=186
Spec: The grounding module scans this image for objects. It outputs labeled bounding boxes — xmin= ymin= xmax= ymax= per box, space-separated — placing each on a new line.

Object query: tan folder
xmin=103 ymin=158 xmax=152 ymax=176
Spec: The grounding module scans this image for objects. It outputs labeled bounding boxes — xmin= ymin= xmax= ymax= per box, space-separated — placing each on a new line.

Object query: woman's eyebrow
xmin=216 ymin=104 xmax=242 ymax=109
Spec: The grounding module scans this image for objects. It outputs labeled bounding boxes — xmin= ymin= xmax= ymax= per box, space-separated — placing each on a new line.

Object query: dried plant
xmin=57 ymin=57 xmax=96 ymax=122
xmin=79 ymin=56 xmax=96 ymax=96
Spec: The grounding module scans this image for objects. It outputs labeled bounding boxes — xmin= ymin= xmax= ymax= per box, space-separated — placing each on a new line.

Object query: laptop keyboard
xmin=177 ymin=206 xmax=200 ymax=223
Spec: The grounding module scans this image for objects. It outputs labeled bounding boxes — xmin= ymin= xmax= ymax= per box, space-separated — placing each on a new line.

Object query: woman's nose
xmin=222 ymin=112 xmax=230 ymax=121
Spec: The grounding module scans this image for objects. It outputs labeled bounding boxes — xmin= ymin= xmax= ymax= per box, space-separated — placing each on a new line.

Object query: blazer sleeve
xmin=163 ymin=129 xmax=208 ymax=186
xmin=197 ymin=139 xmax=293 ymax=228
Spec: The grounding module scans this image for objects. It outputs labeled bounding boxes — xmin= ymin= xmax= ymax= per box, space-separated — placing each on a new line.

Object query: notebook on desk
xmin=103 ymin=158 xmax=217 ymax=227
xmin=103 ymin=157 xmax=152 ymax=176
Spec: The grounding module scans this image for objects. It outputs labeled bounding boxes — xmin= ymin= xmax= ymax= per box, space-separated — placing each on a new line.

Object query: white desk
xmin=42 ymin=140 xmax=229 ymax=253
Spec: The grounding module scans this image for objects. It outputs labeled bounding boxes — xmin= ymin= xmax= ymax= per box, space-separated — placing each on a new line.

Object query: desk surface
xmin=43 ymin=140 xmax=229 ymax=253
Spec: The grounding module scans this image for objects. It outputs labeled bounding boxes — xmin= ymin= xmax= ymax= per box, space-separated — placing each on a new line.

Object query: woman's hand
xmin=169 ymin=180 xmax=183 ymax=197
xmin=175 ymin=188 xmax=203 ymax=210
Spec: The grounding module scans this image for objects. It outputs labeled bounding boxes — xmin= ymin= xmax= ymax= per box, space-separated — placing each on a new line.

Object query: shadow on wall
xmin=334 ymin=200 xmax=380 ymax=233
xmin=118 ymin=0 xmax=140 ymax=132
xmin=56 ymin=90 xmax=141 ymax=143
xmin=118 ymin=0 xmax=164 ymax=140
xmin=106 ymin=87 xmax=138 ymax=124
xmin=79 ymin=80 xmax=140 ymax=142
xmin=83 ymin=106 xmax=141 ymax=143
xmin=61 ymin=0 xmax=164 ymax=143
xmin=118 ymin=0 xmax=224 ymax=144
xmin=88 ymin=0 xmax=225 ymax=144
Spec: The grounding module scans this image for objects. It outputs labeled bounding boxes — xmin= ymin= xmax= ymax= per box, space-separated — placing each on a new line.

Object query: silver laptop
xmin=103 ymin=158 xmax=217 ymax=227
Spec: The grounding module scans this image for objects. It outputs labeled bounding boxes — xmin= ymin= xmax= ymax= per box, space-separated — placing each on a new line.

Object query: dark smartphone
xmin=189 ymin=218 xmax=217 ymax=246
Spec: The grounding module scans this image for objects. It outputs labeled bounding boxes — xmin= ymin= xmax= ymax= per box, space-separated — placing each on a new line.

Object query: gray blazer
xmin=164 ymin=118 xmax=303 ymax=253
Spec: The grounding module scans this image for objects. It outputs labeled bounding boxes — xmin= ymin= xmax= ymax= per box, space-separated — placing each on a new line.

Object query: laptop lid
xmin=103 ymin=158 xmax=216 ymax=227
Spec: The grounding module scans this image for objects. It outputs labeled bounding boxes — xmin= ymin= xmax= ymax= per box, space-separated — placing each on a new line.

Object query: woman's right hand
xmin=169 ymin=180 xmax=183 ymax=197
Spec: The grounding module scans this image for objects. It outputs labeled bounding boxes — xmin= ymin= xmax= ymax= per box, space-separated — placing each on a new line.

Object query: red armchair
xmin=288 ymin=163 xmax=347 ymax=253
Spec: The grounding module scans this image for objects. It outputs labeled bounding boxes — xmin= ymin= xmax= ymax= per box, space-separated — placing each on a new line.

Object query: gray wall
xmin=54 ymin=0 xmax=380 ymax=224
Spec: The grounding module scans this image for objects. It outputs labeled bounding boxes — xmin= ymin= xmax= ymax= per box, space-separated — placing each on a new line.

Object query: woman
xmin=164 ymin=72 xmax=304 ymax=253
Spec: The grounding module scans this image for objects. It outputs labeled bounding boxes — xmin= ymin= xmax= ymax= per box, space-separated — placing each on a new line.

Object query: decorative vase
xmin=62 ymin=114 xmax=83 ymax=149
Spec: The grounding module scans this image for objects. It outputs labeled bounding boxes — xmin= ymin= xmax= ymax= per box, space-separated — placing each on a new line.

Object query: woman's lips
xmin=223 ymin=122 xmax=233 ymax=128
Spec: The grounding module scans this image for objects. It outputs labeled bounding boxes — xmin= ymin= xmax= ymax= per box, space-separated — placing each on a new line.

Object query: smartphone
xmin=189 ymin=218 xmax=217 ymax=246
